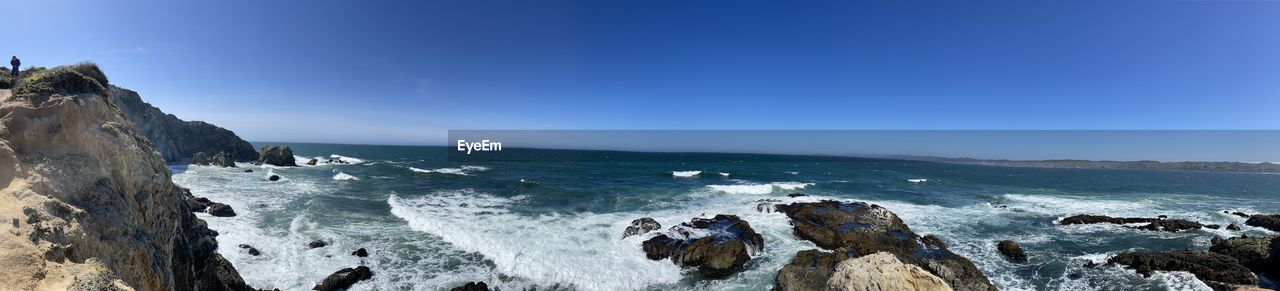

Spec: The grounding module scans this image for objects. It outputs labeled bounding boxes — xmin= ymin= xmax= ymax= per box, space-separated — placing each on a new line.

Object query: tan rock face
xmin=0 ymin=64 xmax=246 ymax=290
xmin=826 ymin=252 xmax=954 ymax=291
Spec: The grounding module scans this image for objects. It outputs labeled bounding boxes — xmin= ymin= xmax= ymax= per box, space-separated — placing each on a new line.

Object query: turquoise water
xmin=170 ymin=143 xmax=1280 ymax=291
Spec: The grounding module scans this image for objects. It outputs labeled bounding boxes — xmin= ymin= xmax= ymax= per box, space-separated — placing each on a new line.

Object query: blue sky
xmin=4 ymin=0 xmax=1278 ymax=157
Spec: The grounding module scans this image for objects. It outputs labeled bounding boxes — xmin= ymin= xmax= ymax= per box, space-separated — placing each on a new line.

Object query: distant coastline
xmin=897 ymin=155 xmax=1280 ymax=173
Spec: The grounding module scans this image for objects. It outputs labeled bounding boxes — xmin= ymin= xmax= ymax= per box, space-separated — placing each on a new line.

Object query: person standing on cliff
xmin=9 ymin=56 xmax=18 ymax=78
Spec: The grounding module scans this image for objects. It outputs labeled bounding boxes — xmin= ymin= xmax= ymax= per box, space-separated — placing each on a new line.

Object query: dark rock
xmin=756 ymin=201 xmax=778 ymax=213
xmin=774 ymin=249 xmax=849 ymax=291
xmin=256 ymin=146 xmax=298 ymax=167
xmin=997 ymin=240 xmax=1028 ymax=263
xmin=109 ymin=86 xmax=260 ymax=164
xmin=308 ymin=240 xmax=328 ymax=249
xmin=352 ymin=248 xmax=369 ymax=257
xmin=787 ymin=193 xmax=807 ymax=198
xmin=193 ymin=151 xmax=238 ymax=167
xmin=1205 ymin=224 xmax=1221 ymax=229
xmin=1060 ymin=214 xmax=1204 ymax=232
xmin=1227 ymin=223 xmax=1242 ymax=231
xmin=1232 ymin=211 xmax=1251 ymax=218
xmin=921 ymin=235 xmax=948 ymax=249
xmin=1158 ymin=215 xmax=1169 ymax=219
xmin=1245 ymin=214 xmax=1280 ymax=231
xmin=206 ymin=203 xmax=236 ymax=217
xmin=775 ymin=200 xmax=996 ymax=291
xmin=191 ymin=197 xmax=212 ymax=212
xmin=1209 ymin=235 xmax=1280 ymax=278
xmin=243 ymin=169 xmax=254 ymax=173
xmin=307 ymin=158 xmax=318 ymax=166
xmin=1108 ymin=250 xmax=1256 ymax=287
xmin=311 ymin=266 xmax=373 ymax=291
xmin=639 ymin=215 xmax=764 ymax=278
xmin=268 ymin=175 xmax=280 ymax=181
xmin=622 ymin=217 xmax=662 ymax=239
xmin=450 ymin=281 xmax=490 ymax=291
xmin=238 ymin=244 xmax=261 ymax=256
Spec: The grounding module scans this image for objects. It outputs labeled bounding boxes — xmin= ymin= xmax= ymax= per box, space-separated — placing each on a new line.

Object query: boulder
xmin=1107 ymin=250 xmax=1257 ymax=287
xmin=243 ymin=169 xmax=254 ymax=173
xmin=308 ymin=240 xmax=328 ymax=249
xmin=206 ymin=203 xmax=236 ymax=217
xmin=640 ymin=215 xmax=764 ymax=278
xmin=826 ymin=252 xmax=953 ymax=291
xmin=311 ymin=266 xmax=373 ymax=291
xmin=256 ymin=146 xmax=298 ymax=167
xmin=238 ymin=244 xmax=261 ymax=256
xmin=1245 ymin=215 xmax=1280 ymax=232
xmin=1209 ymin=236 xmax=1280 ymax=278
xmin=306 ymin=158 xmax=318 ymax=166
xmin=775 ymin=249 xmax=850 ymax=291
xmin=1229 ymin=211 xmax=1250 ymax=218
xmin=352 ymin=248 xmax=369 ymax=257
xmin=1227 ymin=223 xmax=1242 ymax=231
xmin=775 ymin=200 xmax=996 ymax=291
xmin=787 ymin=193 xmax=808 ymax=198
xmin=997 ymin=240 xmax=1028 ymax=263
xmin=1059 ymin=214 xmax=1204 ymax=232
xmin=450 ymin=282 xmax=490 ymax=291
xmin=268 ymin=175 xmax=280 ymax=181
xmin=622 ymin=217 xmax=662 ymax=239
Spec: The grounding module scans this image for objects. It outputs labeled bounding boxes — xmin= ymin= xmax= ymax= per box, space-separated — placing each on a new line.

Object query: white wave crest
xmin=706 ymin=182 xmax=813 ymax=194
xmin=332 ymin=172 xmax=359 ymax=181
xmin=408 ymin=165 xmax=490 ymax=176
xmin=329 ymin=154 xmax=364 ymax=164
xmin=672 ymin=171 xmax=701 ymax=178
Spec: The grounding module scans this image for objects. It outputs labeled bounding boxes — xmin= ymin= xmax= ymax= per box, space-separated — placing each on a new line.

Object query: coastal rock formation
xmin=0 ymin=64 xmax=252 ymax=290
xmin=622 ymin=217 xmax=661 ymax=239
xmin=1107 ymin=250 xmax=1257 ymax=289
xmin=192 ymin=151 xmax=237 ymax=167
xmin=256 ymin=146 xmax=298 ymax=167
xmin=352 ymin=248 xmax=369 ymax=257
xmin=311 ymin=266 xmax=373 ymax=291
xmin=775 ymin=249 xmax=850 ymax=291
xmin=1059 ymin=214 xmax=1205 ymax=232
xmin=308 ymin=240 xmax=328 ymax=249
xmin=1209 ymin=236 xmax=1279 ymax=278
xmin=640 ymin=214 xmax=764 ymax=278
xmin=238 ymin=244 xmax=261 ymax=256
xmin=306 ymin=158 xmax=318 ymax=166
xmin=206 ymin=203 xmax=237 ymax=217
xmin=450 ymin=282 xmax=490 ymax=291
xmin=109 ymin=86 xmax=257 ymax=163
xmin=826 ymin=252 xmax=953 ymax=291
xmin=997 ymin=240 xmax=1028 ymax=263
xmin=775 ymin=200 xmax=995 ymax=291
xmin=1245 ymin=215 xmax=1280 ymax=231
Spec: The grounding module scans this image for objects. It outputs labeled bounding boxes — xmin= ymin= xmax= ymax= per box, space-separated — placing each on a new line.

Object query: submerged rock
xmin=1107 ymin=250 xmax=1257 ymax=287
xmin=308 ymin=240 xmax=328 ymax=249
xmin=827 ymin=252 xmax=953 ymax=291
xmin=997 ymin=240 xmax=1028 ymax=263
xmin=256 ymin=145 xmax=298 ymax=167
xmin=787 ymin=193 xmax=808 ymax=198
xmin=775 ymin=200 xmax=996 ymax=291
xmin=1245 ymin=214 xmax=1280 ymax=231
xmin=307 ymin=158 xmax=318 ymax=166
xmin=450 ymin=281 xmax=490 ymax=291
xmin=311 ymin=266 xmax=373 ymax=291
xmin=622 ymin=217 xmax=662 ymax=239
xmin=238 ymin=244 xmax=261 ymax=256
xmin=1060 ymin=214 xmax=1205 ymax=232
xmin=206 ymin=203 xmax=236 ymax=217
xmin=352 ymin=248 xmax=369 ymax=257
xmin=1227 ymin=223 xmax=1242 ymax=231
xmin=640 ymin=214 xmax=764 ymax=278
xmin=243 ymin=169 xmax=254 ymax=173
xmin=268 ymin=175 xmax=281 ymax=181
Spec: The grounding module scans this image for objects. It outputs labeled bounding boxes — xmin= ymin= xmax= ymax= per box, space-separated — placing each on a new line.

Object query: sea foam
xmin=672 ymin=171 xmax=701 ymax=178
xmin=706 ymin=182 xmax=813 ymax=194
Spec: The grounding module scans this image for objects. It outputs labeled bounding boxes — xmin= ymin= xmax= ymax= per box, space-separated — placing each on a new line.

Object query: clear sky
xmin=4 ymin=0 xmax=1278 ymax=155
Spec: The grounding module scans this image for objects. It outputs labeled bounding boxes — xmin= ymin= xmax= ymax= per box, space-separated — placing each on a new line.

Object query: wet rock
xmin=775 ymin=200 xmax=996 ymax=291
xmin=997 ymin=240 xmax=1028 ymax=263
xmin=1107 ymin=250 xmax=1257 ymax=287
xmin=787 ymin=193 xmax=807 ymax=198
xmin=311 ymin=266 xmax=373 ymax=291
xmin=922 ymin=235 xmax=948 ymax=249
xmin=450 ymin=281 xmax=490 ymax=291
xmin=1206 ymin=224 xmax=1222 ymax=230
xmin=206 ymin=203 xmax=236 ymax=217
xmin=1245 ymin=214 xmax=1280 ymax=231
xmin=1229 ymin=211 xmax=1250 ymax=218
xmin=622 ymin=217 xmax=662 ymax=239
xmin=307 ymin=158 xmax=318 ymax=166
xmin=639 ymin=214 xmax=764 ymax=278
xmin=191 ymin=197 xmax=212 ymax=212
xmin=1209 ymin=236 xmax=1280 ymax=278
xmin=352 ymin=248 xmax=369 ymax=257
xmin=827 ymin=252 xmax=954 ymax=291
xmin=755 ymin=199 xmax=781 ymax=213
xmin=243 ymin=169 xmax=254 ymax=173
xmin=256 ymin=145 xmax=298 ymax=167
xmin=308 ymin=240 xmax=328 ymax=249
xmin=1060 ymin=214 xmax=1204 ymax=232
xmin=775 ymin=249 xmax=850 ymax=291
xmin=1227 ymin=223 xmax=1242 ymax=231
xmin=268 ymin=175 xmax=280 ymax=181
xmin=238 ymin=244 xmax=261 ymax=256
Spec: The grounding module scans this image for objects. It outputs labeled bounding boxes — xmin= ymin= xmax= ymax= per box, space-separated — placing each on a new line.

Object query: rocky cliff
xmin=109 ymin=86 xmax=257 ymax=163
xmin=0 ymin=64 xmax=251 ymax=290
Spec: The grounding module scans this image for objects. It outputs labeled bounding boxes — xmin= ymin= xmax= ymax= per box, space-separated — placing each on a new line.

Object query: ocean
xmin=169 ymin=143 xmax=1280 ymax=291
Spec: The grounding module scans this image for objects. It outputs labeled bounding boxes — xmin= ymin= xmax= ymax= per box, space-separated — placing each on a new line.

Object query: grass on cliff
xmin=3 ymin=63 xmax=110 ymax=104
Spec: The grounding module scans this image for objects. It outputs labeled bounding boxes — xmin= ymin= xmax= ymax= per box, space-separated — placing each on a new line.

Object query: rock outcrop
xmin=450 ymin=282 xmax=490 ymax=291
xmin=311 ymin=266 xmax=373 ymax=291
xmin=826 ymin=252 xmax=953 ymax=291
xmin=1209 ymin=236 xmax=1279 ymax=279
xmin=1245 ymin=215 xmax=1280 ymax=231
xmin=775 ymin=249 xmax=850 ymax=291
xmin=1107 ymin=250 xmax=1257 ymax=289
xmin=997 ymin=240 xmax=1028 ymax=263
xmin=640 ymin=214 xmax=764 ymax=278
xmin=1059 ymin=214 xmax=1206 ymax=232
xmin=774 ymin=200 xmax=994 ymax=291
xmin=0 ymin=64 xmax=252 ymax=290
xmin=192 ymin=151 xmax=237 ymax=167
xmin=109 ymin=86 xmax=257 ymax=164
xmin=622 ymin=217 xmax=661 ymax=239
xmin=256 ymin=146 xmax=297 ymax=167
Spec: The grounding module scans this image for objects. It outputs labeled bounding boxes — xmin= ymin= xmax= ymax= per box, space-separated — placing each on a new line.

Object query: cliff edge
xmin=109 ymin=86 xmax=257 ymax=163
xmin=0 ymin=64 xmax=251 ymax=290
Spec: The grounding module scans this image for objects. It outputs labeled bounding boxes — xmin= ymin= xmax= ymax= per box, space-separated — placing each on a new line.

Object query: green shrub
xmin=11 ymin=62 xmax=111 ymax=104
